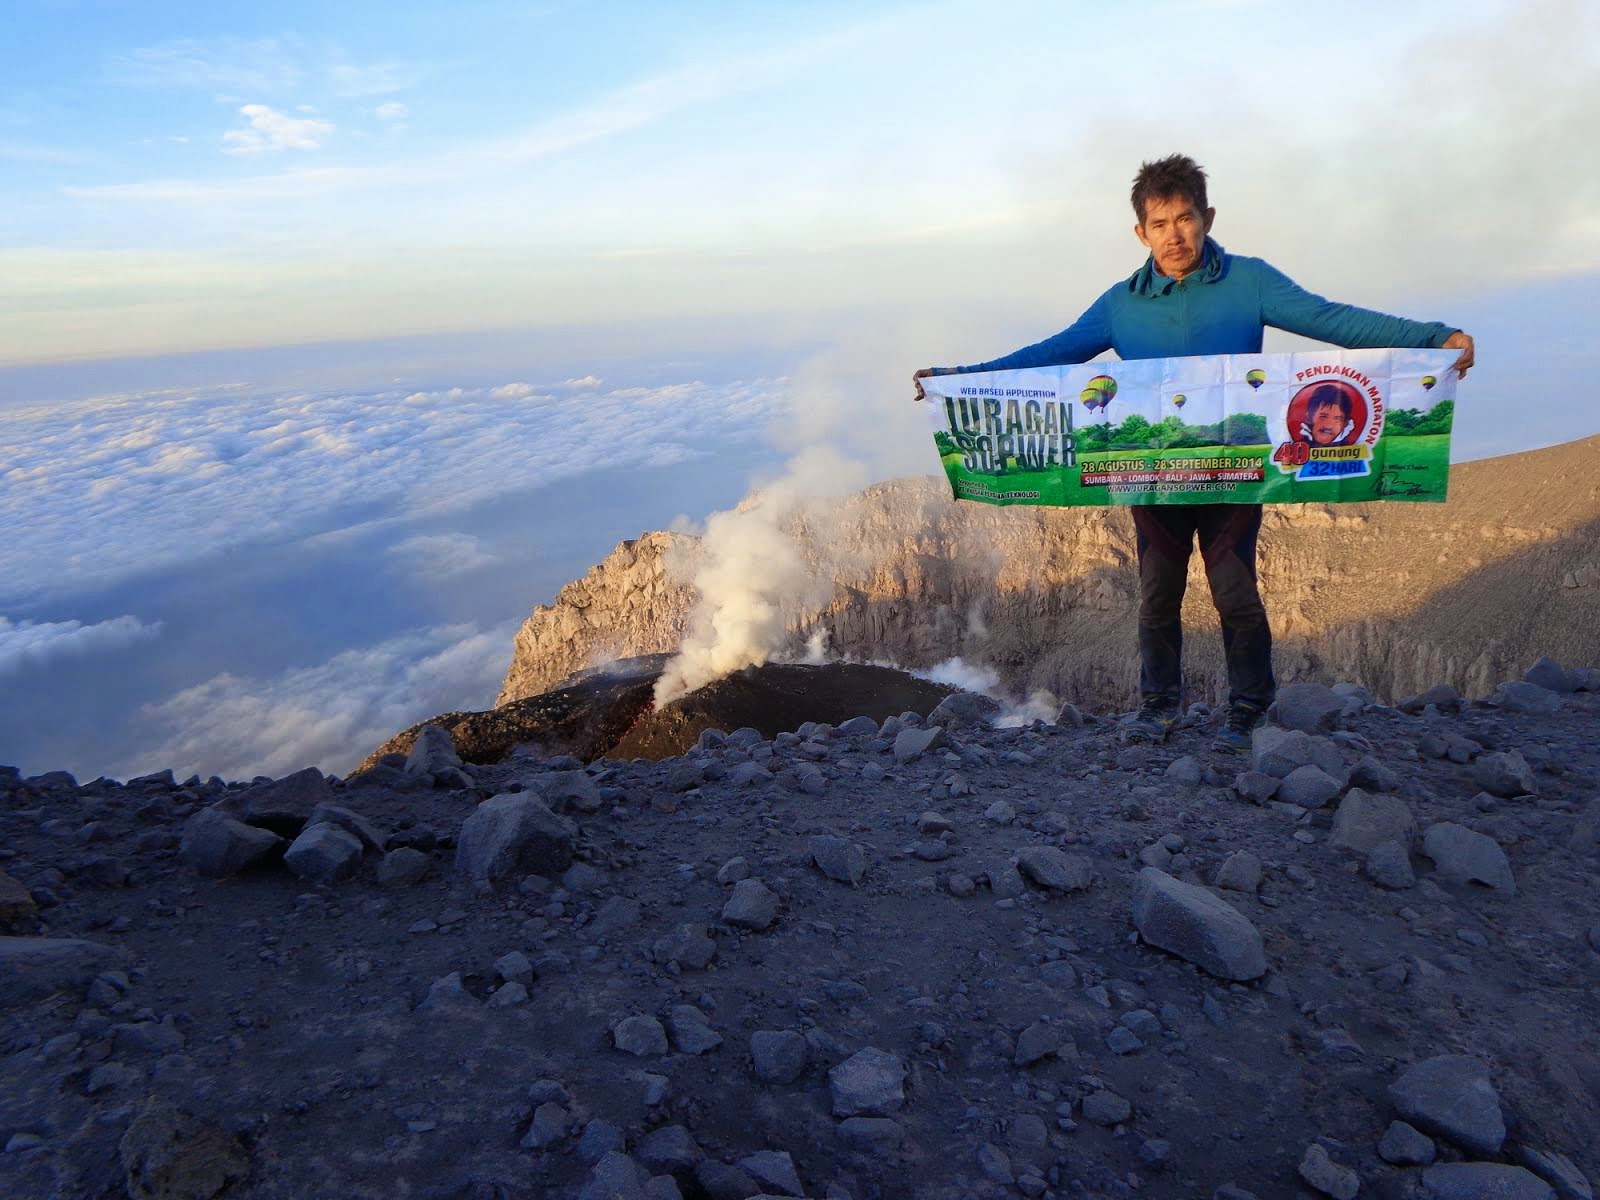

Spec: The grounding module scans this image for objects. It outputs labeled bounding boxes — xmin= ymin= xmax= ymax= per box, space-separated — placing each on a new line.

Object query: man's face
xmin=1310 ymin=404 xmax=1345 ymax=445
xmin=1135 ymin=193 xmax=1215 ymax=280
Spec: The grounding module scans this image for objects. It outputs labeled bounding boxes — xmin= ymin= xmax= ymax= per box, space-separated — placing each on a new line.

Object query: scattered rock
xmin=721 ymin=879 xmax=779 ymax=931
xmin=1473 ymin=750 xmax=1539 ymax=798
xmin=1329 ymin=789 xmax=1417 ymax=855
xmin=750 ymin=1030 xmax=807 ymax=1084
xmin=1215 ymin=851 xmax=1263 ymax=893
xmin=1278 ymin=764 xmax=1344 ymax=809
xmin=1389 ymin=1055 xmax=1506 ymax=1157
xmin=1365 ymin=840 xmax=1416 ymax=889
xmin=1015 ymin=846 xmax=1094 ymax=893
xmin=0 ymin=870 xmax=40 ymax=934
xmin=0 ymin=936 xmax=125 ymax=1010
xmin=1131 ymin=868 xmax=1267 ymax=981
xmin=1421 ymin=1163 xmax=1556 ymax=1200
xmin=810 ymin=835 xmax=866 ymax=885
xmin=613 ymin=1015 xmax=669 ymax=1057
xmin=1379 ymin=1120 xmax=1437 ymax=1166
xmin=829 ymin=1047 xmax=906 ymax=1117
xmin=119 ymin=1099 xmax=251 ymax=1200
xmin=893 ymin=726 xmax=945 ymax=764
xmin=377 ymin=847 xmax=431 ymax=888
xmin=1269 ymin=683 xmax=1345 ymax=733
xmin=454 ymin=793 xmax=576 ymax=885
xmin=1422 ymin=823 xmax=1517 ymax=895
xmin=283 ymin=824 xmax=364 ymax=885
xmin=178 ymin=808 xmax=285 ymax=878
xmin=1298 ymin=1143 xmax=1360 ymax=1199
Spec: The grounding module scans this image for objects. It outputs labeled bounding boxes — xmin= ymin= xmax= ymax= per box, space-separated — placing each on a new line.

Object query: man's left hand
xmin=1443 ymin=330 xmax=1475 ymax=379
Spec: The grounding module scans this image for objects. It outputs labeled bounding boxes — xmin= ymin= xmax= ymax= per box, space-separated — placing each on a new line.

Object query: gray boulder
xmin=1251 ymin=727 xmax=1345 ymax=780
xmin=1269 ymin=682 xmax=1345 ymax=733
xmin=179 ymin=807 xmax=285 ymax=878
xmin=1422 ymin=823 xmax=1516 ymax=895
xmin=405 ymin=724 xmax=466 ymax=784
xmin=1131 ymin=868 xmax=1267 ymax=981
xmin=738 ymin=1150 xmax=804 ymax=1198
xmin=1525 ymin=657 xmax=1579 ymax=692
xmin=118 ymin=1099 xmax=250 ymax=1200
xmin=809 ymin=835 xmax=866 ymax=885
xmin=239 ymin=766 xmax=334 ymax=830
xmin=750 ymin=1030 xmax=808 ymax=1084
xmin=1421 ymin=1164 xmax=1555 ymax=1200
xmin=893 ymin=725 xmax=945 ymax=764
xmin=1512 ymin=1147 xmax=1592 ymax=1200
xmin=305 ymin=802 xmax=384 ymax=851
xmin=283 ymin=824 xmax=363 ymax=884
xmin=531 ymin=771 xmax=604 ymax=814
xmin=378 ymin=847 xmax=430 ymax=888
xmin=454 ymin=793 xmax=576 ymax=884
xmin=1389 ymin=1055 xmax=1506 ymax=1157
xmin=579 ymin=1153 xmax=647 ymax=1200
xmin=1278 ymin=764 xmax=1344 ymax=809
xmin=1491 ymin=681 xmax=1564 ymax=715
xmin=1473 ymin=751 xmax=1538 ymax=798
xmin=1329 ymin=789 xmax=1416 ymax=855
xmin=636 ymin=1125 xmax=700 ymax=1175
xmin=653 ymin=924 xmax=716 ymax=970
xmin=722 ymin=879 xmax=778 ymax=930
xmin=1215 ymin=851 xmax=1263 ymax=893
xmin=1378 ymin=1120 xmax=1436 ymax=1166
xmin=928 ymin=692 xmax=1001 ymax=731
xmin=1365 ymin=840 xmax=1416 ymax=889
xmin=613 ymin=1015 xmax=669 ymax=1057
xmin=1015 ymin=847 xmax=1095 ymax=893
xmin=1298 ymin=1143 xmax=1360 ymax=1200
xmin=829 ymin=1047 xmax=906 ymax=1116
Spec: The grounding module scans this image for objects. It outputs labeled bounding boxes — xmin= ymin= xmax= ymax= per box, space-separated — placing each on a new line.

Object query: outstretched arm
xmin=1259 ymin=261 xmax=1473 ymax=375
xmin=913 ymin=292 xmax=1114 ymax=400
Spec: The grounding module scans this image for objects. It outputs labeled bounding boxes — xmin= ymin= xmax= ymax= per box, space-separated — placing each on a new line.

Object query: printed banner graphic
xmin=920 ymin=348 xmax=1458 ymax=507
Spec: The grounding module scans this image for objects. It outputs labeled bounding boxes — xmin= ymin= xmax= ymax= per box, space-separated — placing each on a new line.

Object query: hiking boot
xmin=1120 ymin=698 xmax=1180 ymax=744
xmin=1213 ymin=701 xmax=1266 ymax=752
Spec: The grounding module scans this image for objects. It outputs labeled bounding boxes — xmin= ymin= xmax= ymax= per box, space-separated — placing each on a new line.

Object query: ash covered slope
xmin=497 ymin=435 xmax=1600 ymax=710
xmin=3 ymin=673 xmax=1599 ymax=1199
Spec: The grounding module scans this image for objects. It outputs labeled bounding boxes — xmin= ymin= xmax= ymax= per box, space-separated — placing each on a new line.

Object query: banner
xmin=920 ymin=347 xmax=1458 ymax=507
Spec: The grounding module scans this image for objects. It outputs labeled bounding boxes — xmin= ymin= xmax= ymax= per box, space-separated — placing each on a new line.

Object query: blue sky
xmin=1 ymin=0 xmax=1598 ymax=780
xmin=6 ymin=0 xmax=1597 ymax=363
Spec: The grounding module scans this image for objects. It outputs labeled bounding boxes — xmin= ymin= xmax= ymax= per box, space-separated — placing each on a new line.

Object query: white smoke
xmin=652 ymin=334 xmax=931 ymax=705
xmin=915 ymin=655 xmax=1060 ymax=729
xmin=916 ymin=656 xmax=1000 ymax=693
xmin=653 ymin=446 xmax=866 ymax=703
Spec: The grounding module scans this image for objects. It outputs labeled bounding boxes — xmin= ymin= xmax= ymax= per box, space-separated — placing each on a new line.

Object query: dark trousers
xmin=1130 ymin=503 xmax=1275 ymax=709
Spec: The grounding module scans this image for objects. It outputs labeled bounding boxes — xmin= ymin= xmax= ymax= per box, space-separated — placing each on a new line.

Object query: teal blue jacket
xmin=945 ymin=238 xmax=1456 ymax=372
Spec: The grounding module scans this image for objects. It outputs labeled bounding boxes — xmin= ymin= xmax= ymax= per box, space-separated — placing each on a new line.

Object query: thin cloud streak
xmin=65 ymin=11 xmax=907 ymax=210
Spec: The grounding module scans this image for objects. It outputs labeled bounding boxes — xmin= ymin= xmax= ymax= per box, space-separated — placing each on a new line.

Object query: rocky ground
xmin=3 ymin=660 xmax=1599 ymax=1200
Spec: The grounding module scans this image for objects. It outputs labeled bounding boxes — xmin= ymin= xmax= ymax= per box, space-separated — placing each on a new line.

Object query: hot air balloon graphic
xmin=1421 ymin=375 xmax=1436 ymax=391
xmin=1245 ymin=369 xmax=1266 ymax=390
xmin=1080 ymin=374 xmax=1118 ymax=414
xmin=1172 ymin=393 xmax=1187 ymax=409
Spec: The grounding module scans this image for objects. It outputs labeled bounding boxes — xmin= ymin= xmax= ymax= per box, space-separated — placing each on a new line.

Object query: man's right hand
xmin=912 ymin=367 xmax=935 ymax=402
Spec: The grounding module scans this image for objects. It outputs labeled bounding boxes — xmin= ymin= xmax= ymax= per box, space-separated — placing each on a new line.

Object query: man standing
xmin=913 ymin=154 xmax=1474 ymax=750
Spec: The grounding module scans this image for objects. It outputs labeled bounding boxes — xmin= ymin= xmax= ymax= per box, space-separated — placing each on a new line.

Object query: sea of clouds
xmin=0 ymin=372 xmax=787 ymax=780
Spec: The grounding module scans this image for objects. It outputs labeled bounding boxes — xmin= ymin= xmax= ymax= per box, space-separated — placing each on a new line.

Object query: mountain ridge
xmin=495 ymin=434 xmax=1600 ymax=715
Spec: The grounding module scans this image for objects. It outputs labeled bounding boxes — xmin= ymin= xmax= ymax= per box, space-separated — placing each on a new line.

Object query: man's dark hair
xmin=1307 ymin=384 xmax=1353 ymax=419
xmin=1131 ymin=154 xmax=1209 ymax=223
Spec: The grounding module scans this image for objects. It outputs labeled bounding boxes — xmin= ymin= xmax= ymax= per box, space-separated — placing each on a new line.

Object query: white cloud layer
xmin=0 ymin=376 xmax=783 ymax=607
xmin=223 ymin=104 xmax=334 ymax=155
xmin=0 ymin=615 xmax=162 ymax=676
xmin=131 ymin=622 xmax=510 ymax=781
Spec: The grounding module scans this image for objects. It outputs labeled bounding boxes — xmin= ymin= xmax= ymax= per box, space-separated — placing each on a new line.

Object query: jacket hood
xmin=1128 ymin=237 xmax=1228 ymax=297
